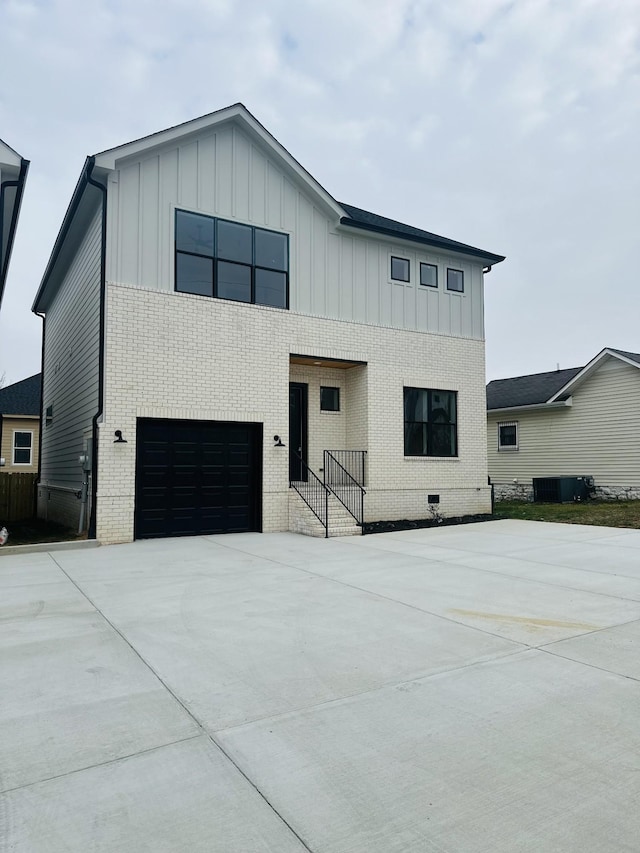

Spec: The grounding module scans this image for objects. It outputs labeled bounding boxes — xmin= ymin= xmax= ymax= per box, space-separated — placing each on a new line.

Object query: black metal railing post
xmin=290 ymin=450 xmax=329 ymax=537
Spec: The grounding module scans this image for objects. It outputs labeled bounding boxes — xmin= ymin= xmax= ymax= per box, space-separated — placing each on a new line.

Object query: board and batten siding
xmin=105 ymin=122 xmax=485 ymax=340
xmin=39 ymin=203 xmax=101 ymax=523
xmin=488 ymin=357 xmax=640 ymax=488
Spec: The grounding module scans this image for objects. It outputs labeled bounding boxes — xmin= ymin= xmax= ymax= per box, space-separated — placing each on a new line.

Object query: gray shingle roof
xmin=0 ymin=373 xmax=41 ymax=416
xmin=486 ymin=367 xmax=582 ymax=410
xmin=609 ymin=348 xmax=640 ymax=366
xmin=339 ymin=203 xmax=505 ymax=264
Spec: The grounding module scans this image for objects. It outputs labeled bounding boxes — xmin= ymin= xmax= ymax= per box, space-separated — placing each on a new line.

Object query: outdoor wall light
xmin=114 ymin=430 xmax=128 ymax=443
xmin=273 ymin=435 xmax=285 ymax=447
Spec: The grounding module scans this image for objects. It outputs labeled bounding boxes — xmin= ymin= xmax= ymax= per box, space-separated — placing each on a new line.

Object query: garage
xmin=134 ymin=418 xmax=262 ymax=539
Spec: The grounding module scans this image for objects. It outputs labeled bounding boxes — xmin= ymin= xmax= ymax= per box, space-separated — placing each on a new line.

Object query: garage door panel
xmin=135 ymin=419 xmax=262 ymax=539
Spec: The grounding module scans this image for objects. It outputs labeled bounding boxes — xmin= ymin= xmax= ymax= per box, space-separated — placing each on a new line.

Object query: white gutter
xmin=487 ymin=399 xmax=572 ymax=415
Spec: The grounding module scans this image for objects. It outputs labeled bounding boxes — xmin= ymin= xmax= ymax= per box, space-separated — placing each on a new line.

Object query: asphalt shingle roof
xmin=486 ymin=367 xmax=582 ymax=410
xmin=0 ymin=373 xmax=41 ymax=416
xmin=339 ymin=203 xmax=506 ymax=264
xmin=609 ymin=348 xmax=640 ymax=366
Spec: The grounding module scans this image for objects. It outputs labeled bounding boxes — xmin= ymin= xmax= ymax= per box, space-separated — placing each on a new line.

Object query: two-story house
xmin=33 ymin=104 xmax=504 ymax=544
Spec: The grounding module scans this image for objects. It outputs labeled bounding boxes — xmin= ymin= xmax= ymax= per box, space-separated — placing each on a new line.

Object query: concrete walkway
xmin=2 ymin=519 xmax=640 ymax=851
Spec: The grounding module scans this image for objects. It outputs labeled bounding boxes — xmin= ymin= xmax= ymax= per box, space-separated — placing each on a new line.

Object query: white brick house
xmin=33 ymin=105 xmax=504 ymax=544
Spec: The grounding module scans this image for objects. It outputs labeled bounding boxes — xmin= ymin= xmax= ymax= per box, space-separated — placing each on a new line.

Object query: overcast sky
xmin=1 ymin=0 xmax=638 ymax=386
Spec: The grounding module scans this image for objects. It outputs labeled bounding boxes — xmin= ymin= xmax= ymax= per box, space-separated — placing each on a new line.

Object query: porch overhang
xmin=290 ymin=354 xmax=367 ymax=370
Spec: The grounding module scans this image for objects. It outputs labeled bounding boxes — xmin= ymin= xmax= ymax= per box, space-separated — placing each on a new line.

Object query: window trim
xmin=419 ymin=262 xmax=438 ymax=288
xmin=403 ymin=387 xmax=458 ymax=458
xmin=12 ymin=429 xmax=33 ymax=466
xmin=174 ymin=209 xmax=290 ymax=309
xmin=498 ymin=421 xmax=519 ymax=451
xmin=320 ymin=386 xmax=340 ymax=412
xmin=446 ymin=267 xmax=464 ymax=293
xmin=390 ymin=256 xmax=410 ymax=283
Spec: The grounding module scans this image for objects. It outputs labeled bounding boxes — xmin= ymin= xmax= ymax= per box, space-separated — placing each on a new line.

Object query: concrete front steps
xmin=289 ymin=489 xmax=362 ymax=537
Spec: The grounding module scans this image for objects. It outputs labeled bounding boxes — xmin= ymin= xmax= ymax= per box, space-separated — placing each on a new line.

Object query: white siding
xmin=105 ymin=122 xmax=485 ymax=340
xmin=487 ymin=357 xmax=640 ymax=487
xmin=39 ymin=204 xmax=102 ymax=523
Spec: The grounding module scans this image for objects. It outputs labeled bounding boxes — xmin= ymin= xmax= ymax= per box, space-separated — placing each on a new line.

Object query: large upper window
xmin=13 ymin=431 xmax=33 ymax=465
xmin=175 ymin=210 xmax=289 ymax=308
xmin=404 ymin=388 xmax=458 ymax=457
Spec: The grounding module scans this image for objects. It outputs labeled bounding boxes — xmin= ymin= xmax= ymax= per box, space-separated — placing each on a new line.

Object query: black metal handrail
xmin=323 ymin=450 xmax=366 ymax=527
xmin=323 ymin=449 xmax=367 ymax=486
xmin=290 ymin=451 xmax=329 ymax=537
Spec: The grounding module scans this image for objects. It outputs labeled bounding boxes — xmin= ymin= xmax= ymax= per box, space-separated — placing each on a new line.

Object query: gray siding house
xmin=487 ymin=348 xmax=640 ymax=500
xmin=0 ymin=138 xmax=29 ymax=311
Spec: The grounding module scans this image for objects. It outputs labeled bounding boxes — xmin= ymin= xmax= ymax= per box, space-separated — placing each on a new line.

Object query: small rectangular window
xmin=391 ymin=256 xmax=410 ymax=282
xmin=320 ymin=387 xmax=340 ymax=412
xmin=498 ymin=422 xmax=518 ymax=451
xmin=447 ymin=268 xmax=464 ymax=292
xmin=13 ymin=431 xmax=33 ymax=465
xmin=45 ymin=405 xmax=53 ymax=426
xmin=420 ymin=263 xmax=438 ymax=288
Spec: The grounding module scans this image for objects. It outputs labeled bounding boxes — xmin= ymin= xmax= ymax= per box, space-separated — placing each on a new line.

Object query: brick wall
xmin=96 ymin=282 xmax=490 ymax=543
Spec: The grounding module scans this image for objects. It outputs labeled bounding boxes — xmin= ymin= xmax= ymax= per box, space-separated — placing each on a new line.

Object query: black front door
xmin=135 ymin=418 xmax=262 ymax=539
xmin=289 ymin=382 xmax=308 ymax=481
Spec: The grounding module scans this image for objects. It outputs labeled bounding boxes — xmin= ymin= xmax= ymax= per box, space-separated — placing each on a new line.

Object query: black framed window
xmin=13 ymin=431 xmax=33 ymax=465
xmin=498 ymin=422 xmax=518 ymax=451
xmin=404 ymin=387 xmax=457 ymax=457
xmin=391 ymin=256 xmax=410 ymax=282
xmin=175 ymin=210 xmax=289 ymax=308
xmin=320 ymin=387 xmax=340 ymax=412
xmin=420 ymin=263 xmax=438 ymax=288
xmin=446 ymin=268 xmax=464 ymax=293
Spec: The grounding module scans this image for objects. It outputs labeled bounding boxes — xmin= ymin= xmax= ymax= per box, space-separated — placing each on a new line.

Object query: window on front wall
xmin=175 ymin=210 xmax=289 ymax=308
xmin=13 ymin=431 xmax=33 ymax=465
xmin=391 ymin=256 xmax=410 ymax=282
xmin=404 ymin=388 xmax=457 ymax=457
xmin=320 ymin=387 xmax=340 ymax=412
xmin=446 ymin=268 xmax=464 ymax=292
xmin=498 ymin=422 xmax=518 ymax=451
xmin=420 ymin=263 xmax=438 ymax=288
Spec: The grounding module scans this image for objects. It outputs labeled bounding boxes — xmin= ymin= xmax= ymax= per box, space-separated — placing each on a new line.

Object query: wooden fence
xmin=0 ymin=472 xmax=38 ymax=523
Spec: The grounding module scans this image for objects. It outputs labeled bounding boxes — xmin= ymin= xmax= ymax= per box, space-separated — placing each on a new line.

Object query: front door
xmin=289 ymin=382 xmax=308 ymax=481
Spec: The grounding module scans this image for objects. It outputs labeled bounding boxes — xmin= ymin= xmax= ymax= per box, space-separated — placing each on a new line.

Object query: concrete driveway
xmin=2 ymin=519 xmax=640 ymax=852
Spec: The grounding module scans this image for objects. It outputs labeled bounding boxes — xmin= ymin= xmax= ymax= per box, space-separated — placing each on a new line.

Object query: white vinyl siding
xmin=487 ymin=357 xmax=640 ymax=487
xmin=105 ymin=122 xmax=485 ymax=340
xmin=39 ymin=204 xmax=102 ymax=502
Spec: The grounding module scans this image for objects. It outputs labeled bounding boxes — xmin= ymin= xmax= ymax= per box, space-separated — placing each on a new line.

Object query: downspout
xmin=85 ymin=158 xmax=107 ymax=540
xmin=35 ymin=312 xmax=46 ymax=519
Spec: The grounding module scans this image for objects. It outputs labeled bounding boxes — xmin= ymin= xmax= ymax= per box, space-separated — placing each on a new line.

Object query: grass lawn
xmin=494 ymin=500 xmax=640 ymax=529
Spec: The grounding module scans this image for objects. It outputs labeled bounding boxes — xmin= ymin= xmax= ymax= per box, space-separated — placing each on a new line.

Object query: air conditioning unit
xmin=532 ymin=476 xmax=595 ymax=503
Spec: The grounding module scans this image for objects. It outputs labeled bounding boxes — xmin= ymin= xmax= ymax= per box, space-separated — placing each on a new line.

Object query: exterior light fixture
xmin=273 ymin=435 xmax=285 ymax=447
xmin=114 ymin=430 xmax=128 ymax=443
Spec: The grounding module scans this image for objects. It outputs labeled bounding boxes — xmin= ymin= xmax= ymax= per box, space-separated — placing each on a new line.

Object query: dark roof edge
xmin=0 ymin=157 xmax=30 ymax=309
xmin=339 ymin=216 xmax=506 ymax=264
xmin=32 ymin=157 xmax=94 ymax=313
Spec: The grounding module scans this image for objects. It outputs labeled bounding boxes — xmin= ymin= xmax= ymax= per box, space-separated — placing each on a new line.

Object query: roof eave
xmin=547 ymin=348 xmax=640 ymax=403
xmin=487 ymin=399 xmax=573 ymax=414
xmin=339 ymin=217 xmax=505 ymax=265
xmin=0 ymin=157 xmax=30 ymax=310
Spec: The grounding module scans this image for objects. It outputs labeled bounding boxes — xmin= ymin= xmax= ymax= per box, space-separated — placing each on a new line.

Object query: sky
xmin=0 ymin=0 xmax=638 ymax=387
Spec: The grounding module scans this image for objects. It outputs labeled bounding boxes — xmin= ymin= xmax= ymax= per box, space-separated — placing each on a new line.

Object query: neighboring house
xmin=487 ymin=348 xmax=640 ymax=500
xmin=33 ymin=104 xmax=505 ymax=544
xmin=0 ymin=373 xmax=41 ymax=473
xmin=0 ymin=138 xmax=29 ymax=311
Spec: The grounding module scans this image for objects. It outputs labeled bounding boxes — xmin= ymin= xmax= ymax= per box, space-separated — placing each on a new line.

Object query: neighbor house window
xmin=446 ymin=268 xmax=464 ymax=292
xmin=175 ymin=210 xmax=289 ymax=308
xmin=13 ymin=431 xmax=33 ymax=465
xmin=498 ymin=422 xmax=518 ymax=451
xmin=420 ymin=263 xmax=438 ymax=288
xmin=391 ymin=256 xmax=410 ymax=282
xmin=404 ymin=388 xmax=457 ymax=457
xmin=320 ymin=387 xmax=340 ymax=412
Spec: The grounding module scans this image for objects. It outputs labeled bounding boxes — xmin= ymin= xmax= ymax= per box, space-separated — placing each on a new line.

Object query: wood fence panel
xmin=0 ymin=473 xmax=38 ymax=522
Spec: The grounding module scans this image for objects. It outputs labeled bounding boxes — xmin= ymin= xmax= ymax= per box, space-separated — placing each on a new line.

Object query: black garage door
xmin=134 ymin=419 xmax=262 ymax=539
